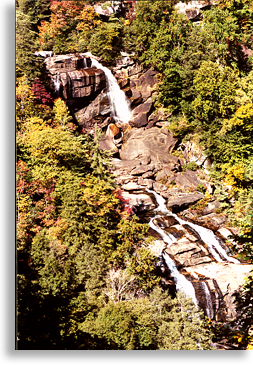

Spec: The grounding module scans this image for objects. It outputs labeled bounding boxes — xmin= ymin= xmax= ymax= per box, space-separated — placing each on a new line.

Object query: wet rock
xmin=153 ymin=216 xmax=179 ymax=228
xmin=185 ymin=262 xmax=253 ymax=320
xmin=45 ymin=55 xmax=106 ymax=102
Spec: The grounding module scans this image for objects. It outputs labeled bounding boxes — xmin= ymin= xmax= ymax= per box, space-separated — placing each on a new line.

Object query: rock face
xmin=166 ymin=192 xmax=205 ymax=211
xmin=120 ymin=127 xmax=179 ymax=163
xmin=175 ymin=1 xmax=215 ymax=21
xmin=185 ymin=263 xmax=253 ymax=320
xmin=45 ymin=54 xmax=106 ymax=107
xmin=121 ymin=191 xmax=157 ymax=213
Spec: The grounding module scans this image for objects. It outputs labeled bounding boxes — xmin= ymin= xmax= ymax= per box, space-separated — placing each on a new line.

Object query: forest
xmin=16 ymin=0 xmax=253 ymax=350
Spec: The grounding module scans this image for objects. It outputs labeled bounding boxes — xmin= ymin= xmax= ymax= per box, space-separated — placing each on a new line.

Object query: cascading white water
xmin=53 ymin=74 xmax=61 ymax=94
xmin=201 ymin=282 xmax=214 ymax=319
xmin=83 ymin=57 xmax=87 ymax=68
xmin=149 ymin=215 xmax=176 ymax=246
xmin=148 ymin=189 xmax=240 ymax=264
xmin=90 ymin=57 xmax=132 ymax=124
xmin=145 ymin=188 xmax=240 ymax=313
xmin=163 ymin=253 xmax=198 ymax=306
xmin=146 ymin=188 xmax=197 ymax=304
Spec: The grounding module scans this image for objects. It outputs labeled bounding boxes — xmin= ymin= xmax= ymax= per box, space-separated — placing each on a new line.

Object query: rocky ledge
xmin=44 ymin=53 xmax=106 ymax=111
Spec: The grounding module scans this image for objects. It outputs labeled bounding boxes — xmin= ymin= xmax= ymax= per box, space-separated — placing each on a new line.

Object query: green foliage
xmin=182 ymin=161 xmax=199 ymax=172
xmin=89 ymin=17 xmax=123 ymax=62
xmin=82 ymin=287 xmax=213 ymax=350
xmin=197 ymin=184 xmax=207 ymax=194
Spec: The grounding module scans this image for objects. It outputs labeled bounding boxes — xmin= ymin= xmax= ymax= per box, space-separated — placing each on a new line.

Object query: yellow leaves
xmin=221 ymin=103 xmax=253 ymax=135
xmin=229 ymin=103 xmax=253 ymax=130
xmin=16 ymin=76 xmax=34 ymax=101
xmin=76 ymin=5 xmax=102 ymax=32
xmin=222 ymin=163 xmax=245 ymax=190
xmin=53 ymin=98 xmax=71 ymax=127
xmin=81 ymin=179 xmax=118 ymax=217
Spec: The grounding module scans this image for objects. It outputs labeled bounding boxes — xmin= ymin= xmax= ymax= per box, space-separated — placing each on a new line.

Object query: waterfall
xmin=147 ymin=189 xmax=240 ymax=264
xmin=163 ymin=253 xmax=198 ymax=306
xmin=201 ymin=282 xmax=214 ymax=318
xmin=90 ymin=57 xmax=132 ymax=124
xmin=149 ymin=216 xmax=176 ymax=247
xmin=83 ymin=57 xmax=87 ymax=68
xmin=53 ymin=74 xmax=61 ymax=95
xmin=145 ymin=188 xmax=240 ymax=313
xmin=146 ymin=188 xmax=197 ymax=305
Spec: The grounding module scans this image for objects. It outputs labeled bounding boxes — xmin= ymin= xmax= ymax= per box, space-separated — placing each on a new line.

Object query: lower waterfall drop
xmin=201 ymin=282 xmax=214 ymax=319
xmin=90 ymin=57 xmax=132 ymax=124
xmin=163 ymin=253 xmax=198 ymax=306
xmin=147 ymin=189 xmax=239 ymax=264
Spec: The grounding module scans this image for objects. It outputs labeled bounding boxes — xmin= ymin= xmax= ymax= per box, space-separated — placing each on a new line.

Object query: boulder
xmin=111 ymin=158 xmax=141 ymax=172
xmin=148 ymin=240 xmax=167 ymax=257
xmin=120 ymin=127 xmax=179 ymax=163
xmin=121 ymin=191 xmax=157 ymax=212
xmin=106 ymin=123 xmax=120 ymax=138
xmin=129 ymin=88 xmax=143 ymax=107
xmin=175 ymin=170 xmax=202 ymax=189
xmin=75 ymin=91 xmax=111 ymax=128
xmin=131 ymin=164 xmax=155 ymax=176
xmin=121 ymin=182 xmax=142 ymax=191
xmin=98 ymin=136 xmax=118 ymax=154
xmin=137 ymin=177 xmax=153 ymax=190
xmin=166 ymin=193 xmax=205 ymax=211
xmin=134 ymin=69 xmax=159 ymax=100
xmin=115 ymin=63 xmax=143 ymax=79
xmin=165 ymin=231 xmax=212 ymax=267
xmin=153 ymin=216 xmax=179 ymax=228
xmin=202 ymin=200 xmax=220 ymax=215
xmin=153 ymin=182 xmax=168 ymax=195
xmin=129 ymin=98 xmax=153 ymax=128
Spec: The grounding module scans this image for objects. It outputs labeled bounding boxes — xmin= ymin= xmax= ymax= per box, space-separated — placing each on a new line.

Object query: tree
xmin=16 ymin=9 xmax=42 ymax=78
xmin=31 ymin=78 xmax=53 ymax=106
xmin=81 ymin=287 xmax=213 ymax=350
xmin=89 ymin=16 xmax=123 ymax=62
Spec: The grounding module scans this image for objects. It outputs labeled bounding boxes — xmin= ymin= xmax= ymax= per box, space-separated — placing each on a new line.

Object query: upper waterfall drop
xmin=90 ymin=57 xmax=132 ymax=124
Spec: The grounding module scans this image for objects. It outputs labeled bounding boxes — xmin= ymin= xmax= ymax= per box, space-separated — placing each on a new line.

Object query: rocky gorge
xmin=41 ymin=50 xmax=252 ymax=329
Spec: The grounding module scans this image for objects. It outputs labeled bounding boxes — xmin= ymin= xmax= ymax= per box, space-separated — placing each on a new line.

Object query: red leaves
xmin=31 ymin=78 xmax=53 ymax=106
xmin=115 ymin=189 xmax=133 ymax=216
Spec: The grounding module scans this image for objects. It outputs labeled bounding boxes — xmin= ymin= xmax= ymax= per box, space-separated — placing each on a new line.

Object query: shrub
xmin=182 ymin=161 xmax=199 ymax=171
xmin=197 ymin=184 xmax=206 ymax=193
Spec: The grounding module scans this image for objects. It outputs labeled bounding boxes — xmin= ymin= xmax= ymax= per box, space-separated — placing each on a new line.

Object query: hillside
xmin=16 ymin=0 xmax=253 ymax=350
